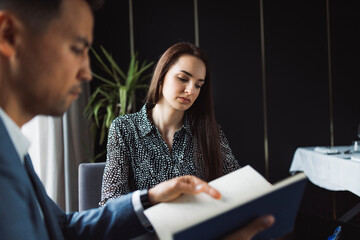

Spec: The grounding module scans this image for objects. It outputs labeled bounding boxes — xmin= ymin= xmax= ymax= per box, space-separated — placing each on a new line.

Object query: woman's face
xmin=158 ymin=54 xmax=206 ymax=112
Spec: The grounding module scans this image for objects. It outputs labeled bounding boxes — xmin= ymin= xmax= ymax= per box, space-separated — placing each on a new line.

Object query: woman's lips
xmin=179 ymin=97 xmax=190 ymax=104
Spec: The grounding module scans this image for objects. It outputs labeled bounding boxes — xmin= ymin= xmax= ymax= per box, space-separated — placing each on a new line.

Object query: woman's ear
xmin=0 ymin=12 xmax=18 ymax=57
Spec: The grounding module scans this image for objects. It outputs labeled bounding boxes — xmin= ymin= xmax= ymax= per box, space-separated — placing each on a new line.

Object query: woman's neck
xmin=151 ymin=104 xmax=184 ymax=134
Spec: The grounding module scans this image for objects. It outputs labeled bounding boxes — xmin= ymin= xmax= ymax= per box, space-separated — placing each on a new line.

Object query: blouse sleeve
xmin=218 ymin=124 xmax=241 ymax=175
xmin=99 ymin=119 xmax=131 ymax=206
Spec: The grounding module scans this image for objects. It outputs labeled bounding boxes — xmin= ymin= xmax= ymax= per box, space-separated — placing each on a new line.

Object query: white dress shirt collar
xmin=0 ymin=108 xmax=30 ymax=163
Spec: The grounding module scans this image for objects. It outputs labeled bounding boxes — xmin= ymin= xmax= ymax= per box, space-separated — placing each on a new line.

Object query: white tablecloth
xmin=289 ymin=146 xmax=360 ymax=197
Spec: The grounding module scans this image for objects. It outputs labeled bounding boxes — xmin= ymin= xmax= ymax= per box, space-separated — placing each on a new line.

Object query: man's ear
xmin=0 ymin=12 xmax=18 ymax=57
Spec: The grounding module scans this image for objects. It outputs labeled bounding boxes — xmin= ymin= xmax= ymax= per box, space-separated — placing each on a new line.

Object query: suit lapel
xmin=24 ymin=154 xmax=64 ymax=240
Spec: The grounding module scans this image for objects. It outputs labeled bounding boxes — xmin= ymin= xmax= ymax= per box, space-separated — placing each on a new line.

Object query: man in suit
xmin=0 ymin=0 xmax=274 ymax=239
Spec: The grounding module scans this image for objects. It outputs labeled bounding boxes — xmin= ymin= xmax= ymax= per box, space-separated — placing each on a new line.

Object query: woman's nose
xmin=184 ymin=84 xmax=194 ymax=95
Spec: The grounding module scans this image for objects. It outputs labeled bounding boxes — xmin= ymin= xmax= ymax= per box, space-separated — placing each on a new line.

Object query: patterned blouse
xmin=100 ymin=104 xmax=240 ymax=206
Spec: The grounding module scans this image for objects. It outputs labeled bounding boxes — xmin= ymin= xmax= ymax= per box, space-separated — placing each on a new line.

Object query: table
xmin=289 ymin=146 xmax=360 ymax=222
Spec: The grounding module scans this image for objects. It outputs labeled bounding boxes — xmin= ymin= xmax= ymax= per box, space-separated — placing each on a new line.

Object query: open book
xmin=144 ymin=165 xmax=307 ymax=240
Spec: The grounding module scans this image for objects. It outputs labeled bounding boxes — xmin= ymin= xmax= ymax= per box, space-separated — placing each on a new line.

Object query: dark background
xmin=91 ymin=0 xmax=360 ymax=238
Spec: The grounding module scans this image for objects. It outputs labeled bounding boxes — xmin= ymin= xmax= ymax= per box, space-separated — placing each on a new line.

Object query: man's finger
xmin=244 ymin=215 xmax=275 ymax=237
xmin=223 ymin=215 xmax=275 ymax=240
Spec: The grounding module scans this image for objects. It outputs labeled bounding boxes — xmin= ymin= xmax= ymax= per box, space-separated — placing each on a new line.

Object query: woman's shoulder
xmin=216 ymin=122 xmax=230 ymax=142
xmin=111 ymin=111 xmax=142 ymax=129
xmin=107 ymin=113 xmax=142 ymax=143
xmin=216 ymin=122 xmax=224 ymax=132
xmin=110 ymin=104 xmax=151 ymax=132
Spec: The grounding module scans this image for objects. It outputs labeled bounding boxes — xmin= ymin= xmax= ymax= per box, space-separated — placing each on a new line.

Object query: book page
xmin=144 ymin=165 xmax=272 ymax=240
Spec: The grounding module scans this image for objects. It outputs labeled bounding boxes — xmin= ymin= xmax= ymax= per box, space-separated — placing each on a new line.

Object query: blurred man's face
xmin=13 ymin=0 xmax=94 ymax=117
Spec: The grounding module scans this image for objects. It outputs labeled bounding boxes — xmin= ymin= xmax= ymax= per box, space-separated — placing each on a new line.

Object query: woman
xmin=100 ymin=42 xmax=240 ymax=206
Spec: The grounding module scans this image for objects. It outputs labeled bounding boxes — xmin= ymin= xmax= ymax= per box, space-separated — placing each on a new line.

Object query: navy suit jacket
xmin=0 ymin=116 xmax=147 ymax=240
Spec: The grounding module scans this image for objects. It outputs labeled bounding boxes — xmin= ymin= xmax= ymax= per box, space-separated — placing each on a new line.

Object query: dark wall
xmin=331 ymin=0 xmax=360 ymax=145
xmin=92 ymin=0 xmax=359 ymax=183
xmin=264 ymin=1 xmax=331 ymax=182
xmin=93 ymin=1 xmax=130 ymax=70
xmin=198 ymin=1 xmax=265 ymax=177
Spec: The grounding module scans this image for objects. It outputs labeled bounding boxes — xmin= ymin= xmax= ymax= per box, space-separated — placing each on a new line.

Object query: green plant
xmin=84 ymin=46 xmax=153 ymax=161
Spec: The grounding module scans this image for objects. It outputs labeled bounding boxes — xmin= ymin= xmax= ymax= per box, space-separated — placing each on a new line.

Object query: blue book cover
xmin=174 ymin=175 xmax=307 ymax=240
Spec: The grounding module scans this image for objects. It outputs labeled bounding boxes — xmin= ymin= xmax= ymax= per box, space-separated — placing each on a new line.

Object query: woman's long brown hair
xmin=146 ymin=42 xmax=222 ymax=181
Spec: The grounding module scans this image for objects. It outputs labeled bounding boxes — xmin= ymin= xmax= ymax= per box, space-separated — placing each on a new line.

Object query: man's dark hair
xmin=0 ymin=0 xmax=103 ymax=31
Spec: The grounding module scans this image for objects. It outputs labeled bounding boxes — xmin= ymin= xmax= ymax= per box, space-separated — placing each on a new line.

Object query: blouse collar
xmin=138 ymin=103 xmax=192 ymax=138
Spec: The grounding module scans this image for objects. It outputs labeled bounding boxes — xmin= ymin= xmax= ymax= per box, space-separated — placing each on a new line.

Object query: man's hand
xmin=148 ymin=175 xmax=221 ymax=205
xmin=223 ymin=215 xmax=275 ymax=240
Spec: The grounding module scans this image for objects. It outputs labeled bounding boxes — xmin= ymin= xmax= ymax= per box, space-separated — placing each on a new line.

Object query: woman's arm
xmin=100 ymin=119 xmax=132 ymax=206
xmin=218 ymin=124 xmax=241 ymax=175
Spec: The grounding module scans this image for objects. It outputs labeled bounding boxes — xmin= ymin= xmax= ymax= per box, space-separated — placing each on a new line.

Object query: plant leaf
xmin=91 ymin=47 xmax=113 ymax=77
xmin=92 ymin=72 xmax=118 ymax=87
xmin=99 ymin=118 xmax=107 ymax=145
xmin=105 ymin=104 xmax=115 ymax=128
xmin=100 ymin=46 xmax=126 ymax=82
xmin=119 ymin=86 xmax=127 ymax=116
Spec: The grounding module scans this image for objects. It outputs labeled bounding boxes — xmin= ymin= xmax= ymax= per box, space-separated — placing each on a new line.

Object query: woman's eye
xmin=177 ymin=77 xmax=188 ymax=82
xmin=195 ymin=84 xmax=201 ymax=89
xmin=71 ymin=46 xmax=84 ymax=55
